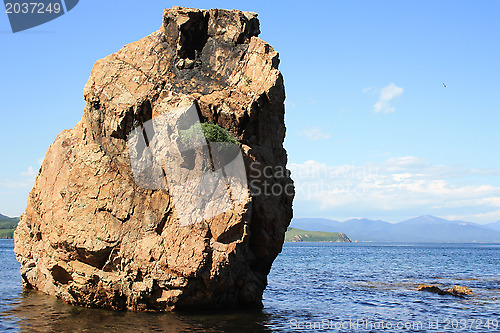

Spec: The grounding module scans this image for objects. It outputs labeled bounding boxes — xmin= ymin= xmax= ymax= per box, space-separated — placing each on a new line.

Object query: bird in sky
xmin=443 ymin=83 xmax=447 ymax=87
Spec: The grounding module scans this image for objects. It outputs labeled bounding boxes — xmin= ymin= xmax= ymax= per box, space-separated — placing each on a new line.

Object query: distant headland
xmin=285 ymin=227 xmax=351 ymax=242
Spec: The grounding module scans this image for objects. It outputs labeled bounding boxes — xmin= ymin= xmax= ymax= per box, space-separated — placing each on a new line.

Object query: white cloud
xmin=367 ymin=82 xmax=404 ymax=113
xmin=1 ymin=163 xmax=40 ymax=190
xmin=300 ymin=126 xmax=331 ymax=141
xmin=0 ymin=161 xmax=43 ymax=216
xmin=0 ymin=179 xmax=35 ymax=190
xmin=289 ymin=156 xmax=500 ymax=223
xmin=445 ymin=210 xmax=500 ymax=223
xmin=20 ymin=166 xmax=37 ymax=177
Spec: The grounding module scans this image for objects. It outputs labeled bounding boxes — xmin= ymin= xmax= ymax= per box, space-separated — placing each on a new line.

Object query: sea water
xmin=1 ymin=240 xmax=499 ymax=332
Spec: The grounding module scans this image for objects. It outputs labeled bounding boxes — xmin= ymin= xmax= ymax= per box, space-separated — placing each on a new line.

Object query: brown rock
xmin=14 ymin=7 xmax=294 ymax=311
xmin=417 ymin=284 xmax=473 ymax=297
xmin=447 ymin=285 xmax=473 ymax=295
xmin=417 ymin=284 xmax=447 ymax=295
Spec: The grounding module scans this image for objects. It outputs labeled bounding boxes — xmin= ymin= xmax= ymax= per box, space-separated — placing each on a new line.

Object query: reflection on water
xmin=2 ymin=240 xmax=499 ymax=332
xmin=1 ymin=290 xmax=272 ymax=332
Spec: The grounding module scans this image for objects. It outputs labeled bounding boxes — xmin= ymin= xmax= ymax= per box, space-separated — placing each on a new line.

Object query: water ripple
xmin=1 ymin=240 xmax=499 ymax=332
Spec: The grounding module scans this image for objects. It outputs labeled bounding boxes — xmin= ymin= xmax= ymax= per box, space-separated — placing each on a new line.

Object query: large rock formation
xmin=14 ymin=7 xmax=294 ymax=311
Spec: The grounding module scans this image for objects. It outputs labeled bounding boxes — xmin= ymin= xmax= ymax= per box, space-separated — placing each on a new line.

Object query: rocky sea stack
xmin=14 ymin=7 xmax=293 ymax=311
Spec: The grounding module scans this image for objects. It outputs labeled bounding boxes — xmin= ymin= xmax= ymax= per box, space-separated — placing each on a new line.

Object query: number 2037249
xmin=5 ymin=2 xmax=62 ymax=14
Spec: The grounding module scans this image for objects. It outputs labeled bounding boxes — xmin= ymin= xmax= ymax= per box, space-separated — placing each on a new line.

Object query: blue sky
xmin=1 ymin=1 xmax=499 ymax=223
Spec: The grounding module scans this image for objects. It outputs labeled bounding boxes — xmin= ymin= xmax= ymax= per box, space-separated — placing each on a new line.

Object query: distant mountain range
xmin=485 ymin=221 xmax=500 ymax=232
xmin=0 ymin=214 xmax=19 ymax=239
xmin=291 ymin=215 xmax=500 ymax=243
xmin=0 ymin=214 xmax=18 ymax=223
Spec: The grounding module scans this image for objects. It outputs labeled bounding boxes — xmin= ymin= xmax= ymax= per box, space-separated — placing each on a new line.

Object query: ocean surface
xmin=1 ymin=239 xmax=499 ymax=332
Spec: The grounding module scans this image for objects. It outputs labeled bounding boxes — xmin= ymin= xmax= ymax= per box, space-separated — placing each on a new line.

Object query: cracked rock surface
xmin=14 ymin=6 xmax=294 ymax=311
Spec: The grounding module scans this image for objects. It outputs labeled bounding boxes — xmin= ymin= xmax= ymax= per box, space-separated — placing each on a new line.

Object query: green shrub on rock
xmin=180 ymin=122 xmax=238 ymax=146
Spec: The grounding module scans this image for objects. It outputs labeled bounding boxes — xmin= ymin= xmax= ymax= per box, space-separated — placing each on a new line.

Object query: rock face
xmin=14 ymin=7 xmax=294 ymax=311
